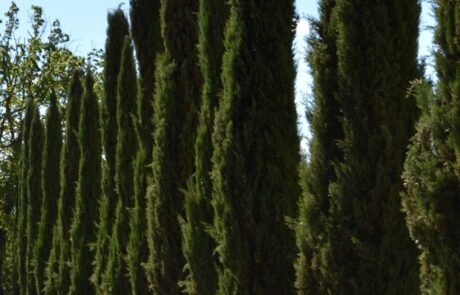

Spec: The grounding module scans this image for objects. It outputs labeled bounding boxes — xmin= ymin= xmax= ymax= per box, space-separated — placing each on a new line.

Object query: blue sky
xmin=0 ymin=0 xmax=435 ymax=151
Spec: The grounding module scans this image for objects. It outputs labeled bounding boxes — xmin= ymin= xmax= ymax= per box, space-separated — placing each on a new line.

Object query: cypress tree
xmin=294 ymin=1 xmax=342 ymax=293
xmin=25 ymin=106 xmax=44 ymax=295
xmin=127 ymin=1 xmax=162 ymax=292
xmin=92 ymin=9 xmax=129 ymax=292
xmin=145 ymin=0 xmax=200 ymax=292
xmin=33 ymin=93 xmax=62 ymax=294
xmin=324 ymin=0 xmax=421 ymax=293
xmin=44 ymin=70 xmax=83 ymax=295
xmin=402 ymin=1 xmax=460 ymax=293
xmin=129 ymin=0 xmax=162 ymax=153
xmin=181 ymin=0 xmax=227 ymax=293
xmin=127 ymin=148 xmax=148 ymax=295
xmin=210 ymin=1 xmax=300 ymax=294
xmin=104 ymin=36 xmax=138 ymax=294
xmin=16 ymin=99 xmax=34 ymax=295
xmin=69 ymin=72 xmax=101 ymax=295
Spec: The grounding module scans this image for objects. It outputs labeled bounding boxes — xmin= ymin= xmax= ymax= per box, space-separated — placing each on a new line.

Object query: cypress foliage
xmin=127 ymin=1 xmax=162 ymax=292
xmin=210 ymin=1 xmax=300 ymax=294
xmin=402 ymin=1 xmax=460 ymax=293
xmin=104 ymin=36 xmax=138 ymax=294
xmin=92 ymin=9 xmax=129 ymax=292
xmin=33 ymin=93 xmax=62 ymax=294
xmin=296 ymin=0 xmax=343 ymax=294
xmin=44 ymin=70 xmax=83 ymax=295
xmin=16 ymin=99 xmax=34 ymax=295
xmin=25 ymin=106 xmax=44 ymax=295
xmin=323 ymin=0 xmax=421 ymax=293
xmin=145 ymin=0 xmax=200 ymax=292
xmin=181 ymin=0 xmax=227 ymax=293
xmin=127 ymin=148 xmax=148 ymax=295
xmin=69 ymin=72 xmax=101 ymax=295
xmin=129 ymin=0 xmax=162 ymax=153
xmin=295 ymin=1 xmax=342 ymax=294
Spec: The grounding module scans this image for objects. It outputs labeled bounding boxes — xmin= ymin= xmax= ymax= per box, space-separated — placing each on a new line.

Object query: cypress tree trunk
xmin=25 ymin=106 xmax=44 ymax=295
xmin=93 ymin=10 xmax=129 ymax=292
xmin=69 ymin=72 xmax=102 ymax=295
xmin=33 ymin=93 xmax=62 ymax=294
xmin=16 ymin=100 xmax=34 ymax=295
xmin=181 ymin=0 xmax=227 ymax=293
xmin=295 ymin=1 xmax=342 ymax=293
xmin=402 ymin=1 xmax=460 ymax=293
xmin=104 ymin=36 xmax=138 ymax=295
xmin=127 ymin=1 xmax=162 ymax=292
xmin=44 ymin=70 xmax=83 ymax=295
xmin=145 ymin=0 xmax=200 ymax=293
xmin=210 ymin=1 xmax=300 ymax=294
xmin=325 ymin=0 xmax=421 ymax=293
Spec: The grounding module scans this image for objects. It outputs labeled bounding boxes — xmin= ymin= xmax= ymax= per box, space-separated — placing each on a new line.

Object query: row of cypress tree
xmin=295 ymin=0 xmax=460 ymax=294
xmin=11 ymin=0 xmax=460 ymax=294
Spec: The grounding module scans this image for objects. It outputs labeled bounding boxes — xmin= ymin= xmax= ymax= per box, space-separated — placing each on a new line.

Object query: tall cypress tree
xmin=145 ymin=0 xmax=200 ymax=293
xmin=210 ymin=1 xmax=300 ymax=294
xmin=129 ymin=0 xmax=162 ymax=153
xmin=104 ymin=36 xmax=138 ymax=294
xmin=69 ymin=72 xmax=101 ymax=295
xmin=16 ymin=99 xmax=34 ymax=295
xmin=402 ymin=1 xmax=460 ymax=293
xmin=92 ymin=9 xmax=129 ymax=292
xmin=181 ymin=0 xmax=227 ymax=293
xmin=25 ymin=106 xmax=44 ymax=295
xmin=295 ymin=1 xmax=342 ymax=293
xmin=33 ymin=93 xmax=62 ymax=294
xmin=44 ymin=70 xmax=83 ymax=295
xmin=127 ymin=1 xmax=162 ymax=292
xmin=323 ymin=0 xmax=421 ymax=293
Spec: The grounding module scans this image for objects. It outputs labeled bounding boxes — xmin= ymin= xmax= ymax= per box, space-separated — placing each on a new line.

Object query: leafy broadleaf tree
xmin=69 ymin=72 xmax=101 ymax=295
xmin=25 ymin=106 xmax=44 ymax=295
xmin=323 ymin=0 xmax=421 ymax=293
xmin=104 ymin=36 xmax=138 ymax=295
xmin=92 ymin=9 xmax=129 ymax=292
xmin=181 ymin=0 xmax=227 ymax=293
xmin=33 ymin=93 xmax=62 ymax=294
xmin=210 ymin=0 xmax=300 ymax=294
xmin=402 ymin=1 xmax=460 ymax=293
xmin=145 ymin=0 xmax=201 ymax=293
xmin=44 ymin=70 xmax=83 ymax=295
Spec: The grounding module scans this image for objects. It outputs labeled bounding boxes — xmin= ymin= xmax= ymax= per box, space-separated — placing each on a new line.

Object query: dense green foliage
xmin=25 ymin=106 xmax=44 ymax=295
xmin=210 ymin=1 xmax=300 ymax=294
xmin=129 ymin=0 xmax=162 ymax=153
xmin=44 ymin=70 xmax=83 ymax=295
xmin=5 ymin=1 xmax=460 ymax=295
xmin=15 ymin=100 xmax=34 ymax=295
xmin=316 ymin=0 xmax=421 ymax=293
xmin=0 ymin=5 xmax=90 ymax=290
xmin=295 ymin=2 xmax=342 ymax=293
xmin=104 ymin=36 xmax=138 ymax=294
xmin=181 ymin=0 xmax=227 ymax=293
xmin=92 ymin=10 xmax=129 ymax=293
xmin=402 ymin=1 xmax=460 ymax=293
xmin=145 ymin=0 xmax=201 ymax=293
xmin=33 ymin=93 xmax=62 ymax=294
xmin=69 ymin=73 xmax=101 ymax=295
xmin=127 ymin=1 xmax=162 ymax=292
